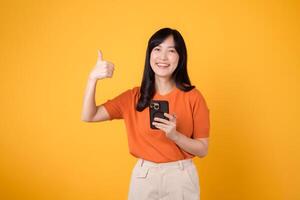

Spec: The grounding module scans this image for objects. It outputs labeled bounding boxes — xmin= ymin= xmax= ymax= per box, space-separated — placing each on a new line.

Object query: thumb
xmin=97 ymin=49 xmax=103 ymax=62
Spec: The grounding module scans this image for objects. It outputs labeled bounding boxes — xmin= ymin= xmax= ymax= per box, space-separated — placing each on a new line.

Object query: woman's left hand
xmin=152 ymin=113 xmax=179 ymax=141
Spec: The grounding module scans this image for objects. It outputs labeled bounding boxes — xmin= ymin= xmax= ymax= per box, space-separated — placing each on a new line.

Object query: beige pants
xmin=128 ymin=158 xmax=200 ymax=200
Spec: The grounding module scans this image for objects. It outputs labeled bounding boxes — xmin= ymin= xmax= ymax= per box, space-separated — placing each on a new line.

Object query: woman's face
xmin=150 ymin=35 xmax=179 ymax=79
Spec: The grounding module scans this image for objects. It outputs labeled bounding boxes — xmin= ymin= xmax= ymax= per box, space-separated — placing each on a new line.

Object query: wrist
xmin=170 ymin=131 xmax=180 ymax=142
xmin=88 ymin=76 xmax=98 ymax=82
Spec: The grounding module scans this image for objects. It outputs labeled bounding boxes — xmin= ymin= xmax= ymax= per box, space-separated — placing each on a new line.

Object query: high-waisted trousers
xmin=128 ymin=158 xmax=200 ymax=200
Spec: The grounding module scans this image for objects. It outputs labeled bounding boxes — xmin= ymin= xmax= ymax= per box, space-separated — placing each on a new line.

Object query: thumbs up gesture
xmin=89 ymin=49 xmax=115 ymax=80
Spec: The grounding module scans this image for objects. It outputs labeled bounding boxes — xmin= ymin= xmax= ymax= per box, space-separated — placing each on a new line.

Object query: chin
xmin=154 ymin=73 xmax=172 ymax=79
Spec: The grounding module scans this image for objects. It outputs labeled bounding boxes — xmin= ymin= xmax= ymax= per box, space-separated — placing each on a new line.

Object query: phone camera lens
xmin=150 ymin=102 xmax=160 ymax=110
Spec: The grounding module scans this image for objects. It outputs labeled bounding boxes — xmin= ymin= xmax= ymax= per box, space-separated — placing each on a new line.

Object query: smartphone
xmin=149 ymin=100 xmax=169 ymax=129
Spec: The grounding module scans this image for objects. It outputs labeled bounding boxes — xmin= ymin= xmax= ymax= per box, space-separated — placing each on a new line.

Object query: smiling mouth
xmin=156 ymin=63 xmax=170 ymax=68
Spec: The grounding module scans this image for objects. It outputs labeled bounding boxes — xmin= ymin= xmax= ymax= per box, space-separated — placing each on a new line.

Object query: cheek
xmin=150 ymin=55 xmax=155 ymax=65
xmin=150 ymin=52 xmax=158 ymax=60
xmin=170 ymin=55 xmax=179 ymax=64
xmin=150 ymin=54 xmax=157 ymax=69
xmin=150 ymin=53 xmax=156 ymax=62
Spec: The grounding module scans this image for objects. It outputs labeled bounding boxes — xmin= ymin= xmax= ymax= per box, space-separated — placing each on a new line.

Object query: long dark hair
xmin=136 ymin=27 xmax=195 ymax=112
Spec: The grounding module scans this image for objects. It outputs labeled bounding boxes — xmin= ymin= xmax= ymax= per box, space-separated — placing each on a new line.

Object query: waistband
xmin=137 ymin=158 xmax=193 ymax=170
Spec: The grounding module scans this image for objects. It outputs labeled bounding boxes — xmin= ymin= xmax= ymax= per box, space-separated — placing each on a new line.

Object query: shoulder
xmin=184 ymin=86 xmax=205 ymax=99
xmin=119 ymin=86 xmax=140 ymax=100
xmin=183 ymin=86 xmax=208 ymax=105
xmin=131 ymin=86 xmax=140 ymax=92
xmin=129 ymin=86 xmax=141 ymax=96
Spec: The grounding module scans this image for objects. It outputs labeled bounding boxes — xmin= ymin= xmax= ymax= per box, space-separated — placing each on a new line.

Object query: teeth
xmin=157 ymin=63 xmax=169 ymax=67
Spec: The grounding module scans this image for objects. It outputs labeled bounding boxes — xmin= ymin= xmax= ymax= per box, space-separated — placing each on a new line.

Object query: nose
xmin=158 ymin=51 xmax=168 ymax=60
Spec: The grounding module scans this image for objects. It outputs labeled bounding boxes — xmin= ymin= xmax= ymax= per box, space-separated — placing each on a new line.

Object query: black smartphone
xmin=149 ymin=100 xmax=169 ymax=129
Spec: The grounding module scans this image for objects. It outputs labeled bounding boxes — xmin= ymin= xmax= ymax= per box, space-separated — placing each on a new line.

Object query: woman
xmin=81 ymin=27 xmax=210 ymax=200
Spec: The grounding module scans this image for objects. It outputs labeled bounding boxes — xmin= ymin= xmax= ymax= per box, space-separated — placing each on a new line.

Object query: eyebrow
xmin=157 ymin=45 xmax=175 ymax=48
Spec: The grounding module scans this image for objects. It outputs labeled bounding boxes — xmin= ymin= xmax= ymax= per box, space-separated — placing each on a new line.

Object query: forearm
xmin=170 ymin=131 xmax=208 ymax=158
xmin=81 ymin=78 xmax=98 ymax=121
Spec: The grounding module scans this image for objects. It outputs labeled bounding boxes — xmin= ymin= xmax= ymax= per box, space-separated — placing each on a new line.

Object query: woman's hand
xmin=152 ymin=113 xmax=179 ymax=141
xmin=153 ymin=113 xmax=209 ymax=157
xmin=89 ymin=49 xmax=115 ymax=81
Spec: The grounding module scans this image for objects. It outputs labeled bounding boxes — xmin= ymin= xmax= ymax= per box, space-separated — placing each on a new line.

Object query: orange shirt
xmin=101 ymin=86 xmax=210 ymax=163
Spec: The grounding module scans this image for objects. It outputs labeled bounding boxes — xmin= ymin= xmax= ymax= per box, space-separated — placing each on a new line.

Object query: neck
xmin=155 ymin=77 xmax=175 ymax=94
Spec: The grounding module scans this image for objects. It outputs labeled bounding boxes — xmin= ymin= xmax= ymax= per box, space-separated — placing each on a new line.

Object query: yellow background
xmin=0 ymin=0 xmax=299 ymax=199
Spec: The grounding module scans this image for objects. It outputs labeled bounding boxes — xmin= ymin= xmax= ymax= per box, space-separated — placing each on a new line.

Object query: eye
xmin=154 ymin=48 xmax=160 ymax=51
xmin=169 ymin=49 xmax=176 ymax=53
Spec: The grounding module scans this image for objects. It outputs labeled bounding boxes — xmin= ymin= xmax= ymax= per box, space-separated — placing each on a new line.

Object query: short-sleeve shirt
xmin=101 ymin=86 xmax=210 ymax=163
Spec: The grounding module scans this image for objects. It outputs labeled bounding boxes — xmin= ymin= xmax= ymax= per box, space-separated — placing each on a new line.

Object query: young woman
xmin=81 ymin=27 xmax=210 ymax=200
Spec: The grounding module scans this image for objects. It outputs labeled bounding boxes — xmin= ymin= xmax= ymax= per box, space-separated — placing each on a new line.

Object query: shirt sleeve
xmin=101 ymin=88 xmax=132 ymax=120
xmin=191 ymin=89 xmax=210 ymax=138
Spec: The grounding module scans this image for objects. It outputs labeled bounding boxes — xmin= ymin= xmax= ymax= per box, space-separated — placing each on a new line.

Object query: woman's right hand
xmin=89 ymin=49 xmax=115 ymax=81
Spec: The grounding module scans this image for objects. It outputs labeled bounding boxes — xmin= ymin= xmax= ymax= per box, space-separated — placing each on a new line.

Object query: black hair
xmin=136 ymin=27 xmax=195 ymax=112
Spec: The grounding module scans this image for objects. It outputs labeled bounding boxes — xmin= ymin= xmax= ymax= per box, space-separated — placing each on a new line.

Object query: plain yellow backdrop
xmin=0 ymin=0 xmax=299 ymax=199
